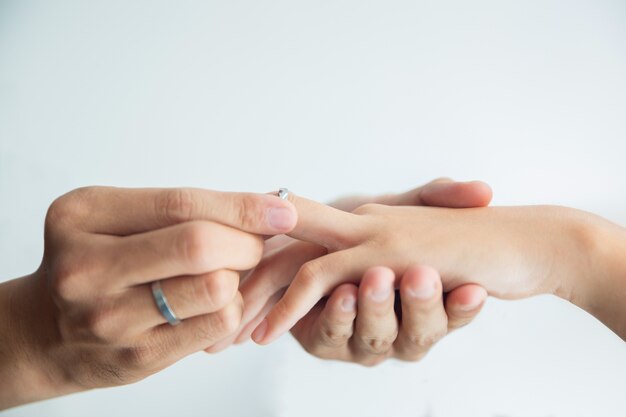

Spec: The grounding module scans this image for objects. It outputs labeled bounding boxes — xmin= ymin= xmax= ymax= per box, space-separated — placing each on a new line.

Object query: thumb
xmin=376 ymin=179 xmax=493 ymax=208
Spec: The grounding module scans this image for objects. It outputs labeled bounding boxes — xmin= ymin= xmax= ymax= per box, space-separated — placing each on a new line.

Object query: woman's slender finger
xmin=239 ymin=241 xmax=326 ymax=326
xmin=282 ymin=192 xmax=365 ymax=251
xmin=251 ymin=248 xmax=366 ymax=345
xmin=234 ymin=291 xmax=284 ymax=345
xmin=102 ymin=221 xmax=263 ymax=289
xmin=294 ymin=283 xmax=358 ymax=359
xmin=59 ymin=187 xmax=297 ymax=236
xmin=445 ymin=284 xmax=488 ymax=331
xmin=393 ymin=265 xmax=448 ymax=362
xmin=350 ymin=267 xmax=398 ymax=364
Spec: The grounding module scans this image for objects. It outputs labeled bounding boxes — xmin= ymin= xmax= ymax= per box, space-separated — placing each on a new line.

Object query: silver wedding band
xmin=151 ymin=280 xmax=181 ymax=326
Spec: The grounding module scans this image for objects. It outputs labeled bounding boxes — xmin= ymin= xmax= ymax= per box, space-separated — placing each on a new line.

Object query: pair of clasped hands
xmin=2 ymin=178 xmax=625 ymax=409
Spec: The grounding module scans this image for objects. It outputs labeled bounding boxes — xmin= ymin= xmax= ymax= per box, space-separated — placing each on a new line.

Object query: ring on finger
xmin=151 ymin=280 xmax=182 ymax=326
xmin=277 ymin=188 xmax=289 ymax=200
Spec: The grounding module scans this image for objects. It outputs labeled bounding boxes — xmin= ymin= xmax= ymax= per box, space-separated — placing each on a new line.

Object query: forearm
xmin=0 ymin=274 xmax=78 ymax=409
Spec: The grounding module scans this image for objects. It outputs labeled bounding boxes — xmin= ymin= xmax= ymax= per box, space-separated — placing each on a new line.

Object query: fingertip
xmin=362 ymin=266 xmax=396 ymax=284
xmin=234 ymin=312 xmax=265 ymax=344
xmin=360 ymin=266 xmax=395 ymax=302
xmin=465 ymin=181 xmax=493 ymax=206
xmin=251 ymin=307 xmax=289 ymax=345
xmin=420 ymin=180 xmax=493 ymax=208
xmin=400 ymin=265 xmax=442 ymax=301
xmin=446 ymin=284 xmax=487 ymax=313
xmin=266 ymin=202 xmax=298 ymax=233
xmin=251 ymin=319 xmax=269 ymax=344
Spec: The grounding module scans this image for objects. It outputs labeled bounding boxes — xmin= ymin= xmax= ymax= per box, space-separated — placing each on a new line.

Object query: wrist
xmin=554 ymin=209 xmax=626 ymax=339
xmin=0 ymin=273 xmax=80 ymax=409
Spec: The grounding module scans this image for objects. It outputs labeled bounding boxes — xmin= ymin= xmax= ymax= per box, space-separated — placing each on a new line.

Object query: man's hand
xmin=0 ymin=186 xmax=297 ymax=409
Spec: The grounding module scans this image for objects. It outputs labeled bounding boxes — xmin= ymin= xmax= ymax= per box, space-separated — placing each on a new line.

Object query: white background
xmin=1 ymin=1 xmax=625 ymax=416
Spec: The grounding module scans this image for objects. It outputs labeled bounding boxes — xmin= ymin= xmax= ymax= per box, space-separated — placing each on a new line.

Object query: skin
xmin=0 ymin=186 xmax=298 ymax=409
xmin=232 ymin=179 xmax=491 ymax=365
xmin=290 ymin=265 xmax=487 ymax=366
xmin=0 ymin=179 xmax=490 ymax=409
xmin=249 ymin=195 xmax=626 ymax=345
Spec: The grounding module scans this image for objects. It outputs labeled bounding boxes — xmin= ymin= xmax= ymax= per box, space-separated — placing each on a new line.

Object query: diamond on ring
xmin=278 ymin=188 xmax=289 ymax=200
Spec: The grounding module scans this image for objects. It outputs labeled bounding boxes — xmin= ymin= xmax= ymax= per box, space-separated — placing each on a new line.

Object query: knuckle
xmin=45 ymin=187 xmax=94 ymax=229
xmin=159 ymin=188 xmax=196 ymax=224
xmin=49 ymin=256 xmax=85 ymax=302
xmin=352 ymin=203 xmax=383 ymax=216
xmin=207 ymin=300 xmax=243 ymax=339
xmin=45 ymin=198 xmax=70 ymax=228
xmin=319 ymin=324 xmax=351 ymax=348
xmin=297 ymin=261 xmax=324 ymax=289
xmin=178 ymin=222 xmax=214 ymax=270
xmin=198 ymin=271 xmax=237 ymax=310
xmin=84 ymin=306 xmax=121 ymax=343
xmin=359 ymin=335 xmax=395 ymax=355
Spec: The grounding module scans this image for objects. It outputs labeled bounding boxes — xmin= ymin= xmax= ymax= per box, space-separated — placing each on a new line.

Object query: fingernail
xmin=341 ymin=296 xmax=356 ymax=312
xmin=458 ymin=298 xmax=484 ymax=312
xmin=267 ymin=207 xmax=296 ymax=231
xmin=369 ymin=287 xmax=391 ymax=303
xmin=251 ymin=319 xmax=268 ymax=343
xmin=408 ymin=280 xmax=436 ymax=300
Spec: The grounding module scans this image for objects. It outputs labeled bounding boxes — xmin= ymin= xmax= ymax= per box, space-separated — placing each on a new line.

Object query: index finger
xmin=281 ymin=191 xmax=364 ymax=250
xmin=251 ymin=248 xmax=369 ymax=345
xmin=67 ymin=186 xmax=298 ymax=236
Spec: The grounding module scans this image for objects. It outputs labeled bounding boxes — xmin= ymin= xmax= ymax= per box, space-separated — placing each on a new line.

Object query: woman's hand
xmin=0 ymin=186 xmax=297 ymax=409
xmin=250 ymin=197 xmax=626 ymax=344
xmin=292 ymin=265 xmax=486 ymax=366
xmin=228 ymin=179 xmax=492 ymax=355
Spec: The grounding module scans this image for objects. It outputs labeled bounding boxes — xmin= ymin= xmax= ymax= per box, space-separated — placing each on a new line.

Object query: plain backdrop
xmin=1 ymin=1 xmax=625 ymax=416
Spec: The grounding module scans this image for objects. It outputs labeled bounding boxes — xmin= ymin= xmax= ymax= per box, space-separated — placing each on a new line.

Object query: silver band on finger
xmin=278 ymin=188 xmax=289 ymax=200
xmin=151 ymin=280 xmax=181 ymax=326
